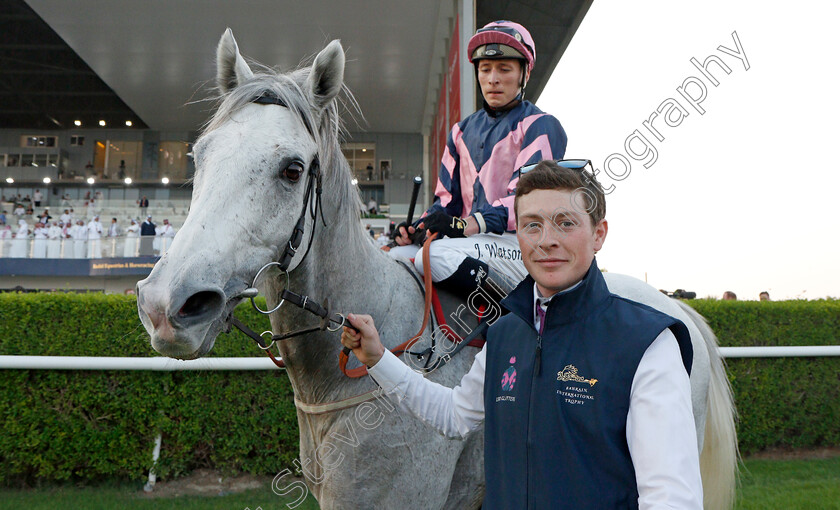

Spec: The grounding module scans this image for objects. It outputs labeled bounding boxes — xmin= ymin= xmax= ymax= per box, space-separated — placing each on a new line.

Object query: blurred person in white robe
xmin=32 ymin=222 xmax=48 ymax=258
xmin=10 ymin=219 xmax=29 ymax=258
xmin=71 ymin=219 xmax=87 ymax=259
xmin=0 ymin=224 xmax=12 ymax=257
xmin=87 ymin=215 xmax=103 ymax=258
xmin=158 ymin=219 xmax=176 ymax=254
xmin=47 ymin=221 xmax=63 ymax=258
xmin=123 ymin=219 xmax=140 ymax=257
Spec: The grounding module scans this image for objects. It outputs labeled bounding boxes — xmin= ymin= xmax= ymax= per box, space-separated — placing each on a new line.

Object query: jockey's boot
xmin=437 ymin=257 xmax=510 ymax=319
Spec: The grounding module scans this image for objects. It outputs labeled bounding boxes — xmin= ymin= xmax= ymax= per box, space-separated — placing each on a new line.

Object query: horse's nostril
xmin=179 ymin=290 xmax=224 ymax=319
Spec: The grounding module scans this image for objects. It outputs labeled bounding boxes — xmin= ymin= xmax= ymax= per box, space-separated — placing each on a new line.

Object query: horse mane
xmin=200 ymin=63 xmax=368 ymax=253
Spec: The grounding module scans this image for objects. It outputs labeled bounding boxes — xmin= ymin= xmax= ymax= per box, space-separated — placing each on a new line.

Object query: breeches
xmin=388 ymin=233 xmax=527 ymax=288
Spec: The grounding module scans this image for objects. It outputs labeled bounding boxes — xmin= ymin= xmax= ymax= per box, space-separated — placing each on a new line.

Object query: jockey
xmin=389 ymin=20 xmax=567 ymax=300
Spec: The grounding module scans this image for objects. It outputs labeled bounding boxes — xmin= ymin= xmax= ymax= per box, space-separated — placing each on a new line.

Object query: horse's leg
xmin=674 ymin=301 xmax=738 ymax=510
xmin=442 ymin=428 xmax=485 ymax=510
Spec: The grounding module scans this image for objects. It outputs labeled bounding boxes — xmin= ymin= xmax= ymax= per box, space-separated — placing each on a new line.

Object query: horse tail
xmin=675 ymin=300 xmax=739 ymax=510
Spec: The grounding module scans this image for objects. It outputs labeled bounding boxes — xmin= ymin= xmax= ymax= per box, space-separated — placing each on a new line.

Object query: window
xmin=158 ymin=141 xmax=191 ymax=180
xmin=93 ymin=140 xmax=142 ymax=179
xmin=21 ymin=136 xmax=57 ymax=148
xmin=70 ymin=136 xmax=85 ymax=147
xmin=341 ymin=142 xmax=377 ymax=181
xmin=4 ymin=154 xmax=20 ymax=167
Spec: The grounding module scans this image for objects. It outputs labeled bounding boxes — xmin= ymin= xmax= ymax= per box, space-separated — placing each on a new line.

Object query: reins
xmin=338 ymin=232 xmax=438 ymax=377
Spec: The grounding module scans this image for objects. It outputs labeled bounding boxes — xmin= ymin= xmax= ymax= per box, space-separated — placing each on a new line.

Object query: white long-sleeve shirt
xmin=368 ymin=283 xmax=703 ymax=509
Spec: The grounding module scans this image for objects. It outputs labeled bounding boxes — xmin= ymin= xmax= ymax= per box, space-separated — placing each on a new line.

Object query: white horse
xmin=137 ymin=30 xmax=737 ymax=509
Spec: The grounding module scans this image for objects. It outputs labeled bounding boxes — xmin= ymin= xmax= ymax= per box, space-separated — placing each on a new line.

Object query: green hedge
xmin=688 ymin=299 xmax=840 ymax=454
xmin=0 ymin=293 xmax=297 ymax=484
xmin=0 ymin=294 xmax=837 ymax=484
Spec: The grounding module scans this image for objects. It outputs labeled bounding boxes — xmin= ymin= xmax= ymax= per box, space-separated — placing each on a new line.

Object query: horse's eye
xmin=283 ymin=161 xmax=304 ymax=183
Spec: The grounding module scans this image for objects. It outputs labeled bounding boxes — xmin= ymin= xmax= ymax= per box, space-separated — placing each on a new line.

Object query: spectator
xmin=124 ymin=219 xmax=140 ymax=257
xmin=10 ymin=219 xmax=29 ymax=258
xmin=722 ymin=291 xmax=737 ymax=301
xmin=366 ymin=224 xmax=375 ymax=238
xmin=38 ymin=209 xmax=51 ymax=224
xmin=759 ymin=291 xmax=770 ymax=301
xmin=0 ymin=210 xmax=5 ymax=224
xmin=87 ymin=215 xmax=103 ymax=258
xmin=33 ymin=189 xmax=43 ymax=207
xmin=138 ymin=196 xmax=149 ymax=218
xmin=70 ymin=220 xmax=87 ymax=259
xmin=13 ymin=204 xmax=25 ymax=217
xmin=60 ymin=209 xmax=72 ymax=225
xmin=158 ymin=219 xmax=176 ymax=254
xmin=0 ymin=224 xmax=12 ymax=255
xmin=32 ymin=222 xmax=48 ymax=258
xmin=47 ymin=221 xmax=63 ymax=259
xmin=367 ymin=198 xmax=378 ymax=215
xmin=108 ymin=217 xmax=120 ymax=238
xmin=140 ymin=215 xmax=156 ymax=256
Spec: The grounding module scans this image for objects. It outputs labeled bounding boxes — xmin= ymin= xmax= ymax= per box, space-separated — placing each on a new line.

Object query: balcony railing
xmin=0 ymin=235 xmax=173 ymax=259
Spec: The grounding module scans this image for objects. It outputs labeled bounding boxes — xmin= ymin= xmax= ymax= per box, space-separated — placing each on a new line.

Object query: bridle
xmin=226 ymin=92 xmax=480 ymax=413
xmin=229 ymin=92 xmax=351 ymax=367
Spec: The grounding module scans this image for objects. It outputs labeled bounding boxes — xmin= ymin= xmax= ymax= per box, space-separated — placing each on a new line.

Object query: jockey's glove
xmin=422 ymin=211 xmax=467 ymax=238
xmin=392 ymin=221 xmax=426 ymax=245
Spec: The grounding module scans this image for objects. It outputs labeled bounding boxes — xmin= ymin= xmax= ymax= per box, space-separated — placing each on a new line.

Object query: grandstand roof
xmin=1 ymin=0 xmax=590 ymax=134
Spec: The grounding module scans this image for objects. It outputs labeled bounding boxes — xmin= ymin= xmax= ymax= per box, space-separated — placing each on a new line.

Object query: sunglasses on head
xmin=517 ymin=159 xmax=594 ymax=180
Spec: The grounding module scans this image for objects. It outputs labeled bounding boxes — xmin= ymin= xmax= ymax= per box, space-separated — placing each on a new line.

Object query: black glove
xmin=421 ymin=211 xmax=467 ymax=238
xmin=392 ymin=221 xmax=426 ymax=245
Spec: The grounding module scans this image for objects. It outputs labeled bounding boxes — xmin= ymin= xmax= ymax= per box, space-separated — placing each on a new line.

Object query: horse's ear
xmin=307 ymin=40 xmax=345 ymax=111
xmin=216 ymin=28 xmax=254 ymax=93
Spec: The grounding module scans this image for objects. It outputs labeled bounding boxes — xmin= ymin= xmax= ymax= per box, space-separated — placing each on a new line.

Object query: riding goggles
xmin=475 ymin=25 xmax=533 ymax=54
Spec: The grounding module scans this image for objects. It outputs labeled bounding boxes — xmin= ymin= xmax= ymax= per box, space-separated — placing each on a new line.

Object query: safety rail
xmin=0 ymin=346 xmax=839 ymax=371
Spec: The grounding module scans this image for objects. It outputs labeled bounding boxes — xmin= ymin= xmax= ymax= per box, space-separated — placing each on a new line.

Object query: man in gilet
xmin=344 ymin=160 xmax=702 ymax=508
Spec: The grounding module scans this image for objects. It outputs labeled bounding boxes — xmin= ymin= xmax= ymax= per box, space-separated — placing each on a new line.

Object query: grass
xmin=736 ymin=456 xmax=840 ymax=509
xmin=0 ymin=456 xmax=837 ymax=509
xmin=0 ymin=481 xmax=321 ymax=510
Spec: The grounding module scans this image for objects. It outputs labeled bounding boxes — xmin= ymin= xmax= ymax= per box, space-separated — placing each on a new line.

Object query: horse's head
xmin=137 ymin=29 xmax=346 ymax=359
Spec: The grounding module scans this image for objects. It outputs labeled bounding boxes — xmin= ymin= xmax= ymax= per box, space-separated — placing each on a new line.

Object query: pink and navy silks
xmin=424 ymin=100 xmax=567 ymax=234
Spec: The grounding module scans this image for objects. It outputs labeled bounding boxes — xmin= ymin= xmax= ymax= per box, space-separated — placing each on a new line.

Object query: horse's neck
xmin=273 ymin=209 xmax=422 ymax=405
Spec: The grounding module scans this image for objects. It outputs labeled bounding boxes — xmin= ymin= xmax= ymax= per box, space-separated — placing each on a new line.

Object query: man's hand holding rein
xmin=341 ymin=314 xmax=386 ymax=368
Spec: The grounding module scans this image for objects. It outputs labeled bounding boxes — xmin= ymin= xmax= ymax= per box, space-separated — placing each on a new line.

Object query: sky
xmin=536 ymin=0 xmax=840 ymax=300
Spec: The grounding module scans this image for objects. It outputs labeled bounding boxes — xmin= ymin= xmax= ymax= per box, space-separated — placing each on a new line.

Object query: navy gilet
xmin=483 ymin=260 xmax=692 ymax=509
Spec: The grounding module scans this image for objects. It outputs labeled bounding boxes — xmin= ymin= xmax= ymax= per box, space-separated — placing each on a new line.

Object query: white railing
xmin=0 ymin=346 xmax=838 ymax=372
xmin=0 ymin=235 xmax=174 ymax=259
